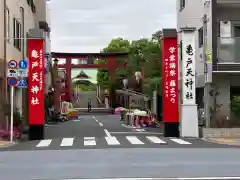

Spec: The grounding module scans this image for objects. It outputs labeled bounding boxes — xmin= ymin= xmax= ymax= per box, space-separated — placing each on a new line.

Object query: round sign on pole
xmin=8 ymin=77 xmax=18 ymax=87
xmin=8 ymin=60 xmax=18 ymax=69
xmin=18 ymin=59 xmax=28 ymax=69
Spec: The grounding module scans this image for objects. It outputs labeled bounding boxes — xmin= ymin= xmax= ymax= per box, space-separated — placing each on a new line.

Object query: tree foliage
xmin=96 ymin=30 xmax=162 ymax=95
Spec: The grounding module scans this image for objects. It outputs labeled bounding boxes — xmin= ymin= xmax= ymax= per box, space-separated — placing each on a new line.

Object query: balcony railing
xmin=217 ymin=37 xmax=240 ymax=63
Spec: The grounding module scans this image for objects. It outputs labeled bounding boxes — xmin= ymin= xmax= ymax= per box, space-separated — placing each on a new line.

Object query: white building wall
xmin=176 ymin=0 xmax=213 ymax=88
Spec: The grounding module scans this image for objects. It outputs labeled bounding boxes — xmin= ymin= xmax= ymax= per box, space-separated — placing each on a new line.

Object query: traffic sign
xmin=7 ymin=69 xmax=18 ymax=77
xmin=8 ymin=60 xmax=18 ymax=69
xmin=8 ymin=77 xmax=18 ymax=86
xmin=18 ymin=78 xmax=28 ymax=88
xmin=18 ymin=59 xmax=28 ymax=69
xmin=18 ymin=69 xmax=28 ymax=77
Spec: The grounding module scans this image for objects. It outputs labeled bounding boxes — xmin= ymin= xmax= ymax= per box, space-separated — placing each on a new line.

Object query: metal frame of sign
xmin=8 ymin=77 xmax=18 ymax=87
xmin=8 ymin=60 xmax=18 ymax=69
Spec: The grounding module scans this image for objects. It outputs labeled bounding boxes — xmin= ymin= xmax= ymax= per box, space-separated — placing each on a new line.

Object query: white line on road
xmin=64 ymin=177 xmax=240 ymax=180
xmin=126 ymin=136 xmax=144 ymax=145
xmin=60 ymin=138 xmax=74 ymax=147
xmin=99 ymin=122 xmax=103 ymax=126
xmin=146 ymin=136 xmax=167 ymax=144
xmin=84 ymin=137 xmax=95 ymax=140
xmin=104 ymin=129 xmax=111 ymax=137
xmin=105 ymin=136 xmax=120 ymax=145
xmin=36 ymin=139 xmax=52 ymax=147
xmin=170 ymin=138 xmax=192 ymax=144
xmin=109 ymin=131 xmax=163 ymax=135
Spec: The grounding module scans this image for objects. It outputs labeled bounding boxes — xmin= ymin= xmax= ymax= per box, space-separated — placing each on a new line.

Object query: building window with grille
xmin=13 ymin=18 xmax=21 ymax=51
xmin=180 ymin=0 xmax=185 ymax=10
xmin=198 ymin=27 xmax=203 ymax=47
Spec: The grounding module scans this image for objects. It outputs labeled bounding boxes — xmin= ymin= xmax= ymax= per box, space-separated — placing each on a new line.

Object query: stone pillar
xmin=180 ymin=27 xmax=199 ymax=137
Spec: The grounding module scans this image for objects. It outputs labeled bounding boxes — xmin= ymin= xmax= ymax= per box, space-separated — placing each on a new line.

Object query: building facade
xmin=177 ymin=0 xmax=240 ymax=123
xmin=0 ymin=0 xmax=51 ymax=117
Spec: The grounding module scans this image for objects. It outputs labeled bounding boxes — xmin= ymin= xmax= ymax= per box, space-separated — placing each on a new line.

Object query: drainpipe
xmin=3 ymin=0 xmax=7 ymax=129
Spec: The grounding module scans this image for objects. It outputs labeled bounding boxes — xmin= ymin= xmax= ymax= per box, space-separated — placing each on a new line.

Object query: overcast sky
xmin=49 ymin=0 xmax=176 ymax=53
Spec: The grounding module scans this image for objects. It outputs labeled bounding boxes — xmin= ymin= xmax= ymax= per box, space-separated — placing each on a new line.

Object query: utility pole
xmin=203 ymin=14 xmax=211 ymax=128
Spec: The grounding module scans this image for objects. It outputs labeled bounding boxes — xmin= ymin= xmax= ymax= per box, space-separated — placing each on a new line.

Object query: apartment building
xmin=1 ymin=0 xmax=51 ymax=115
xmin=177 ymin=0 xmax=240 ymax=121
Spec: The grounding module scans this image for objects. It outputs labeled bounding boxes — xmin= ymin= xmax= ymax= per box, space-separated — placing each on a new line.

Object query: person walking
xmin=88 ymin=99 xmax=92 ymax=112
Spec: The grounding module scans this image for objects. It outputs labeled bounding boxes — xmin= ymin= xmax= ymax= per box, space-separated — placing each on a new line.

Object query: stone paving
xmin=206 ymin=137 xmax=240 ymax=146
xmin=0 ymin=141 xmax=15 ymax=148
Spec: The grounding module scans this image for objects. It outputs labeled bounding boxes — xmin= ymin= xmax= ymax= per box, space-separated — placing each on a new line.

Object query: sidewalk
xmin=205 ymin=137 xmax=240 ymax=146
xmin=0 ymin=141 xmax=15 ymax=148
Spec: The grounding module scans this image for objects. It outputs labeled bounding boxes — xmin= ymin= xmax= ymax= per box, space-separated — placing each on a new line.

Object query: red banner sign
xmin=28 ymin=39 xmax=45 ymax=125
xmin=162 ymin=38 xmax=179 ymax=122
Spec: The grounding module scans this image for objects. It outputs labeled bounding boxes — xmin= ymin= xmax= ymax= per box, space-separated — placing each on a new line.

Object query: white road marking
xmin=170 ymin=138 xmax=192 ymax=144
xmin=104 ymin=129 xmax=111 ymax=137
xmin=146 ymin=136 xmax=166 ymax=144
xmin=105 ymin=136 xmax=120 ymax=145
xmin=110 ymin=131 xmax=163 ymax=135
xmin=99 ymin=123 xmax=103 ymax=126
xmin=60 ymin=138 xmax=74 ymax=147
xmin=36 ymin=139 xmax=52 ymax=147
xmin=64 ymin=177 xmax=240 ymax=180
xmin=84 ymin=137 xmax=96 ymax=146
xmin=126 ymin=136 xmax=144 ymax=145
xmin=84 ymin=137 xmax=95 ymax=140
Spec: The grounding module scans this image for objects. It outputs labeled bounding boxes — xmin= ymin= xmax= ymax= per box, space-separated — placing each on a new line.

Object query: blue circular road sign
xmin=19 ymin=59 xmax=28 ymax=69
xmin=8 ymin=60 xmax=18 ymax=69
xmin=8 ymin=77 xmax=18 ymax=86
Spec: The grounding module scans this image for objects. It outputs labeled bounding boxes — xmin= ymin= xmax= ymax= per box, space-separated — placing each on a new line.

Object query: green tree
xmin=96 ymin=30 xmax=163 ymax=95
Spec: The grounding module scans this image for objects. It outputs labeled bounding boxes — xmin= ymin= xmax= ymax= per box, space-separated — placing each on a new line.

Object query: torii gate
xmin=51 ymin=52 xmax=128 ymax=110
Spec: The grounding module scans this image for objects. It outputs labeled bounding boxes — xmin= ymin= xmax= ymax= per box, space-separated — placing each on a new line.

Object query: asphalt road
xmin=1 ymin=148 xmax=240 ymax=180
xmin=1 ymin=114 xmax=240 ymax=179
xmin=2 ymin=114 xmax=237 ymax=151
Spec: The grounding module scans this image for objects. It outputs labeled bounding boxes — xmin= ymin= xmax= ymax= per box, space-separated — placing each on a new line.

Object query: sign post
xmin=7 ymin=60 xmax=19 ymax=142
xmin=161 ymin=29 xmax=179 ymax=137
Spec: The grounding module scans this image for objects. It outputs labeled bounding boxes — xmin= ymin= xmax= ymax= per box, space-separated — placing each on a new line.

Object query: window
xmin=198 ymin=27 xmax=203 ymax=47
xmin=20 ymin=7 xmax=24 ymax=55
xmin=5 ymin=7 xmax=10 ymax=42
xmin=180 ymin=0 xmax=186 ymax=10
xmin=13 ymin=18 xmax=21 ymax=51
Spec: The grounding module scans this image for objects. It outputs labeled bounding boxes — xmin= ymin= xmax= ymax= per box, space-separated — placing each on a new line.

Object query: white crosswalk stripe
xmin=84 ymin=137 xmax=96 ymax=146
xmin=126 ymin=136 xmax=144 ymax=145
xmin=105 ymin=136 xmax=120 ymax=145
xmin=36 ymin=139 xmax=52 ymax=147
xmin=170 ymin=138 xmax=192 ymax=144
xmin=146 ymin=136 xmax=167 ymax=144
xmin=60 ymin=138 xmax=74 ymax=147
xmin=35 ymin=136 xmax=194 ymax=148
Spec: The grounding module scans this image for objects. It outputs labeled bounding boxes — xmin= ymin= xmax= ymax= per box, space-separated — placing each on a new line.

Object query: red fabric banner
xmin=162 ymin=38 xmax=179 ymax=122
xmin=28 ymin=39 xmax=45 ymax=125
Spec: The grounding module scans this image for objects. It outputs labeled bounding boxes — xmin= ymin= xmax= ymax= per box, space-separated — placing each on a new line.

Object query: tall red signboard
xmin=28 ymin=39 xmax=45 ymax=125
xmin=162 ymin=37 xmax=179 ymax=122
